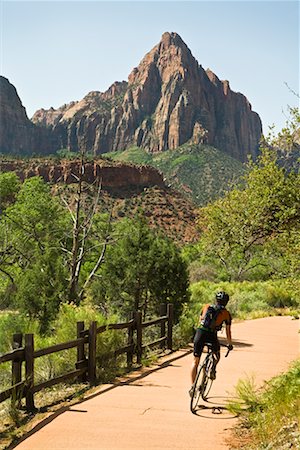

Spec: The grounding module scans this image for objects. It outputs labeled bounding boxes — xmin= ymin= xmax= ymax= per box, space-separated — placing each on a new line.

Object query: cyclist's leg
xmin=191 ymin=329 xmax=205 ymax=384
xmin=191 ymin=356 xmax=200 ymax=385
xmin=211 ymin=335 xmax=221 ymax=379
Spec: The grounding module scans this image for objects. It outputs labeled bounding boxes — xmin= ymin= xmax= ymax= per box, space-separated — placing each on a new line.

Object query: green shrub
xmin=229 ymin=359 xmax=300 ymax=449
xmin=0 ymin=303 xmax=125 ymax=385
xmin=264 ymin=285 xmax=298 ymax=308
xmin=175 ymin=279 xmax=300 ymax=346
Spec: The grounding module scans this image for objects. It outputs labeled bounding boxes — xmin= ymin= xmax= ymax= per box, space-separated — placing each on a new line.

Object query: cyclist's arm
xmin=197 ymin=305 xmax=206 ymax=326
xmin=225 ymin=324 xmax=232 ymax=346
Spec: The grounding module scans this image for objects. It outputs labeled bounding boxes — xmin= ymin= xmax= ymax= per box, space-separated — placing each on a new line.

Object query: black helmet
xmin=216 ymin=291 xmax=229 ymax=306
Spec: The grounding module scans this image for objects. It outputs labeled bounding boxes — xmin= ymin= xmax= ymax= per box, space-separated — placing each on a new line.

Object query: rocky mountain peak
xmin=160 ymin=31 xmax=186 ymax=49
xmin=1 ymin=32 xmax=262 ymax=161
xmin=128 ymin=32 xmax=197 ymax=87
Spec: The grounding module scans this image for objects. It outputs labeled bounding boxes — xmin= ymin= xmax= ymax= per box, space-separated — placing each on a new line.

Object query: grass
xmin=228 ymin=359 xmax=300 ymax=449
xmin=189 ymin=279 xmax=300 ymax=319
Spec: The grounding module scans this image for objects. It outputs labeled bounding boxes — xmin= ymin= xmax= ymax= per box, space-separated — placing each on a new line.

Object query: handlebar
xmin=206 ymin=342 xmax=233 ymax=357
xmin=224 ymin=345 xmax=233 ymax=358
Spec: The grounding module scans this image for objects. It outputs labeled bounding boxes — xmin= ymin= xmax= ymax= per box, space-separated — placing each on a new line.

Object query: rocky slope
xmin=0 ymin=158 xmax=198 ymax=243
xmin=28 ymin=32 xmax=261 ymax=162
xmin=106 ymin=143 xmax=245 ymax=206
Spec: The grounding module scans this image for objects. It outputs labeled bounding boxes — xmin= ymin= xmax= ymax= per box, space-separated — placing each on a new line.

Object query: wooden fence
xmin=0 ymin=304 xmax=173 ymax=411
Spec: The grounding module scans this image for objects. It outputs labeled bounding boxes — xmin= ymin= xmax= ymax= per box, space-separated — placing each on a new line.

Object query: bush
xmin=175 ymin=278 xmax=300 ymax=347
xmin=264 ymin=285 xmax=298 ymax=308
xmin=0 ymin=303 xmax=125 ymax=386
xmin=229 ymin=359 xmax=300 ymax=449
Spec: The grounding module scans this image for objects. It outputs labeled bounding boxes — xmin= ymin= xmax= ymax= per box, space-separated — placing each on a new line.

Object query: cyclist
xmin=189 ymin=291 xmax=233 ymax=395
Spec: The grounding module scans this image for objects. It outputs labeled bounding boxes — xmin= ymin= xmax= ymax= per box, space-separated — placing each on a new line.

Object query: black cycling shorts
xmin=193 ymin=328 xmax=220 ymax=358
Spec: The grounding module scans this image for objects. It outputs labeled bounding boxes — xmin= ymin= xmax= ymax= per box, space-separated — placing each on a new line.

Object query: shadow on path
xmin=219 ymin=338 xmax=253 ymax=348
xmin=192 ymin=395 xmax=238 ymax=420
xmin=8 ymin=348 xmax=192 ymax=450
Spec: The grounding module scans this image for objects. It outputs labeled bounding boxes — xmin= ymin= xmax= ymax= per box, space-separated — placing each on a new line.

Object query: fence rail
xmin=0 ymin=303 xmax=173 ymax=411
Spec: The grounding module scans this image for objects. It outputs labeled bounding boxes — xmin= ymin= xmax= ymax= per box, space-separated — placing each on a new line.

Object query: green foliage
xmin=178 ymin=279 xmax=300 ymax=333
xmin=0 ymin=172 xmax=20 ymax=209
xmin=228 ymin=375 xmax=260 ymax=414
xmin=14 ymin=247 xmax=68 ymax=334
xmin=0 ymin=303 xmax=123 ymax=386
xmin=90 ymin=216 xmax=190 ymax=320
xmin=33 ymin=302 xmax=112 ymax=382
xmin=105 ymin=146 xmax=153 ymax=165
xmin=229 ymin=359 xmax=300 ymax=449
xmin=0 ymin=312 xmax=40 ymax=354
xmin=55 ymin=148 xmax=95 ymax=161
xmin=0 ymin=177 xmax=70 ymax=331
xmin=266 ymin=105 xmax=300 ymax=152
xmin=198 ymin=149 xmax=300 ymax=280
xmin=106 ymin=143 xmax=244 ymax=206
xmin=55 ymin=148 xmax=78 ymax=159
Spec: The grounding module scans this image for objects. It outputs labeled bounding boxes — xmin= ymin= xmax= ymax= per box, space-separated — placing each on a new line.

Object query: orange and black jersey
xmin=197 ymin=303 xmax=232 ymax=330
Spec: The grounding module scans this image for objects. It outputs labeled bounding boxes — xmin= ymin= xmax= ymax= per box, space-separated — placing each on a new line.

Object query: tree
xmin=0 ymin=172 xmax=20 ymax=209
xmin=267 ymin=105 xmax=300 ymax=152
xmin=0 ymin=176 xmax=69 ymax=331
xmin=198 ymin=149 xmax=300 ymax=280
xmin=0 ymin=161 xmax=111 ymax=329
xmin=59 ymin=154 xmax=111 ymax=305
xmin=91 ymin=217 xmax=189 ymax=320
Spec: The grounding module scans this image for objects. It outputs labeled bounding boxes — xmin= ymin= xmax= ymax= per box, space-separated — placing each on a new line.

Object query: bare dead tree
xmin=61 ymin=149 xmax=113 ymax=305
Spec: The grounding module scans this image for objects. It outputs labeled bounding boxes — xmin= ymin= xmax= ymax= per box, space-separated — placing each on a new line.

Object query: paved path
xmin=13 ymin=316 xmax=299 ymax=450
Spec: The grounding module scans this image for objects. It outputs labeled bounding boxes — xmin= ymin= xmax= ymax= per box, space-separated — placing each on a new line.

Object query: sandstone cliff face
xmin=2 ymin=32 xmax=262 ymax=162
xmin=31 ymin=32 xmax=262 ymax=162
xmin=0 ymin=159 xmax=165 ymax=189
xmin=0 ymin=76 xmax=34 ymax=154
xmin=0 ymin=76 xmax=52 ymax=155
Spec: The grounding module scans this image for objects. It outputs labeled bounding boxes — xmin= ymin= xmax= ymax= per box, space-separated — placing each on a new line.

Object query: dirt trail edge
xmin=13 ymin=316 xmax=299 ymax=450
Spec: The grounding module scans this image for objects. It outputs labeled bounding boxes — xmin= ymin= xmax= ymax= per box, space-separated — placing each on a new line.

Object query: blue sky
xmin=1 ymin=1 xmax=299 ymax=134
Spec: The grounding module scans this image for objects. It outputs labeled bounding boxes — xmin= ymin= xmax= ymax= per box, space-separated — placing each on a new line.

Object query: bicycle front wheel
xmin=200 ymin=359 xmax=213 ymax=400
xmin=190 ymin=360 xmax=208 ymax=413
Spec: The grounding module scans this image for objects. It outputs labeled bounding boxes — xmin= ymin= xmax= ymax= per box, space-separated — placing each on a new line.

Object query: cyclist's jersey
xmin=197 ymin=303 xmax=232 ymax=331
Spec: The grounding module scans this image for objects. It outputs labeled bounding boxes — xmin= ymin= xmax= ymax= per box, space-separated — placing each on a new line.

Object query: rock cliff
xmin=2 ymin=32 xmax=262 ymax=162
xmin=0 ymin=76 xmax=34 ymax=154
xmin=0 ymin=76 xmax=52 ymax=155
xmin=31 ymin=32 xmax=262 ymax=162
xmin=0 ymin=159 xmax=199 ymax=243
xmin=0 ymin=158 xmax=165 ymax=189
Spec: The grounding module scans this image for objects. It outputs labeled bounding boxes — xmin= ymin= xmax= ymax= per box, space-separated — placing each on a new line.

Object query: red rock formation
xmin=2 ymin=32 xmax=262 ymax=162
xmin=0 ymin=159 xmax=165 ymax=189
xmin=31 ymin=32 xmax=261 ymax=162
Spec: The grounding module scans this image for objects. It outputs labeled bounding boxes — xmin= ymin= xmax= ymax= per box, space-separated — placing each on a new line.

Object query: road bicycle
xmin=190 ymin=342 xmax=232 ymax=413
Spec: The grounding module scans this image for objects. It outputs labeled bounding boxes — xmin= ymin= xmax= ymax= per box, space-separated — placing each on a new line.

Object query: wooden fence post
xmin=88 ymin=321 xmax=97 ymax=385
xmin=25 ymin=333 xmax=35 ymax=411
xmin=76 ymin=321 xmax=86 ymax=382
xmin=127 ymin=313 xmax=134 ymax=367
xmin=167 ymin=303 xmax=173 ymax=351
xmin=160 ymin=304 xmax=167 ymax=349
xmin=12 ymin=333 xmax=23 ymax=408
xmin=135 ymin=311 xmax=142 ymax=365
